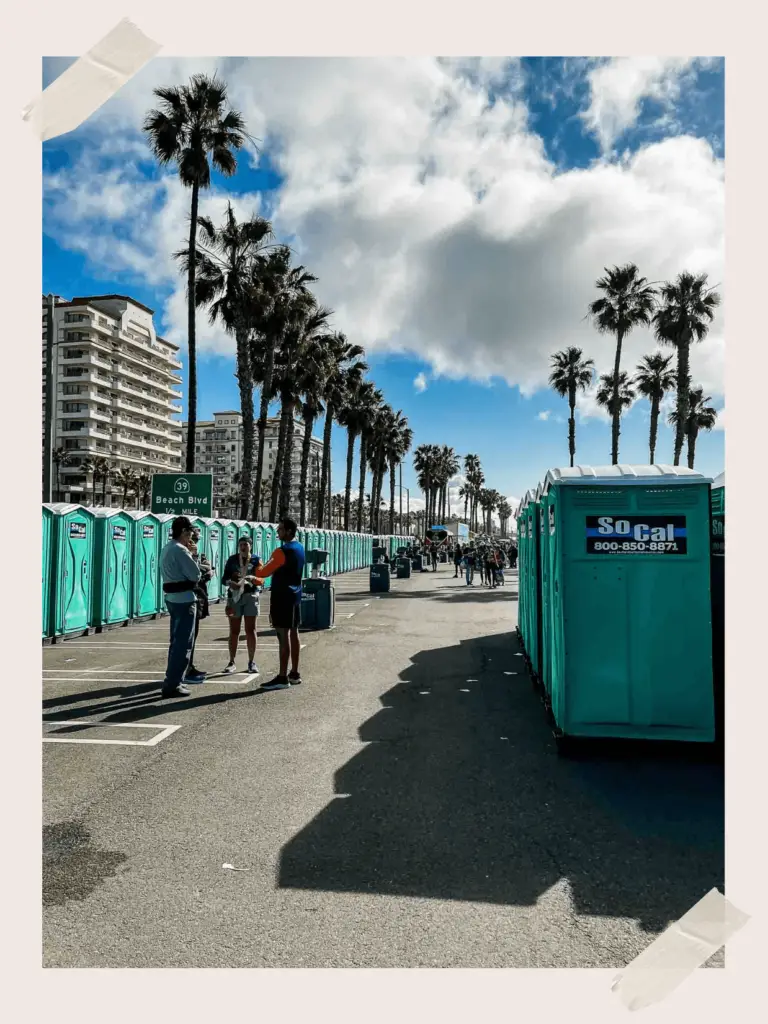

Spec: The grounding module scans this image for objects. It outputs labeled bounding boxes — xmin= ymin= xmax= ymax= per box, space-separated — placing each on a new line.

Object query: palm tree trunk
xmin=357 ymin=434 xmax=368 ymax=532
xmin=279 ymin=404 xmax=296 ymax=518
xmin=185 ymin=180 xmax=199 ymax=473
xmin=399 ymin=462 xmax=403 ymax=527
xmin=344 ymin=430 xmax=356 ymax=531
xmin=610 ymin=327 xmax=625 ymax=465
xmin=298 ymin=410 xmax=314 ymax=526
xmin=269 ymin=404 xmax=289 ymax=522
xmin=568 ymin=384 xmax=576 ymax=468
xmin=649 ymin=396 xmax=660 ymax=464
xmin=251 ymin=331 xmax=278 ymax=519
xmin=235 ymin=323 xmax=254 ymax=520
xmin=102 ymin=473 xmax=107 ymax=505
xmin=687 ymin=423 xmax=697 ymax=469
xmin=390 ymin=458 xmax=396 ymax=534
xmin=673 ymin=338 xmax=691 ymax=467
xmin=318 ymin=407 xmax=333 ymax=528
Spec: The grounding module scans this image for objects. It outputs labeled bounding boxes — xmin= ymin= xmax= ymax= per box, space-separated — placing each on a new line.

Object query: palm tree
xmin=413 ymin=444 xmax=440 ymax=525
xmin=652 ymin=271 xmax=721 ymax=466
xmin=463 ymin=454 xmax=484 ymax=532
xmin=588 ymin=264 xmax=656 ymax=464
xmin=549 ymin=346 xmax=594 ymax=467
xmin=143 ymin=73 xmax=249 ymax=472
xmin=272 ymin=303 xmax=333 ymax=519
xmin=177 ymin=203 xmax=273 ymax=517
xmin=596 ymin=371 xmax=636 ymax=446
xmin=51 ymin=447 xmax=72 ymax=502
xmin=668 ymin=386 xmax=718 ymax=469
xmin=633 ymin=352 xmax=676 ymax=464
xmin=136 ymin=472 xmax=152 ymax=509
xmin=113 ymin=467 xmax=137 ymax=508
xmin=249 ymin=249 xmax=319 ymax=521
xmin=297 ymin=334 xmax=333 ymax=526
xmin=356 ymin=389 xmax=384 ymax=532
xmin=317 ymin=333 xmax=366 ymax=529
xmin=497 ymin=498 xmax=513 ymax=536
xmin=338 ymin=378 xmax=378 ymax=531
xmin=459 ymin=483 xmax=472 ymax=523
xmin=387 ymin=412 xmax=412 ymax=535
xmin=92 ymin=456 xmax=111 ymax=506
xmin=78 ymin=458 xmax=95 ymax=506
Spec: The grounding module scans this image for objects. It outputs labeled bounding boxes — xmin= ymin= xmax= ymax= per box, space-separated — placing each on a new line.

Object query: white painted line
xmin=43 ymin=677 xmax=163 ymax=684
xmin=53 ymin=644 xmax=280 ymax=652
xmin=459 ymin=688 xmax=470 ymax=692
xmin=43 ymin=721 xmax=180 ymax=747
xmin=504 ymin=671 xmax=518 ymax=676
xmin=204 ymin=672 xmax=259 ymax=687
xmin=467 ymin=678 xmax=478 ymax=682
xmin=363 ymin=602 xmax=370 ymax=607
xmin=346 ymin=613 xmax=355 ymax=618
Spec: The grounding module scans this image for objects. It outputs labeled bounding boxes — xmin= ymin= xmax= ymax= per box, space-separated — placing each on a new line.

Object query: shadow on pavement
xmin=278 ymin=630 xmax=723 ymax=936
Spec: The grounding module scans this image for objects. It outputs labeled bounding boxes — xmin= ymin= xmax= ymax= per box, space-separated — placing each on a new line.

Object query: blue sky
xmin=43 ymin=56 xmax=724 ymax=511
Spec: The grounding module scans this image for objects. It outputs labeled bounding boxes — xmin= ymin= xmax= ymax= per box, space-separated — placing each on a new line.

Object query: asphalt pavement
xmin=42 ymin=563 xmax=724 ymax=968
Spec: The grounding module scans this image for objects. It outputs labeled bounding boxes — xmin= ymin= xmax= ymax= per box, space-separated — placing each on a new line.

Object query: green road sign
xmin=151 ymin=473 xmax=213 ymax=517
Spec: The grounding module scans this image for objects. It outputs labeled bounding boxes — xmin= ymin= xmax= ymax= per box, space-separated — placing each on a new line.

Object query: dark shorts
xmin=270 ymin=595 xmax=301 ymax=630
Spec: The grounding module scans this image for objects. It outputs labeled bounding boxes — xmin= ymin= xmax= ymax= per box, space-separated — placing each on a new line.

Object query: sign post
xmin=151 ymin=473 xmax=213 ymax=517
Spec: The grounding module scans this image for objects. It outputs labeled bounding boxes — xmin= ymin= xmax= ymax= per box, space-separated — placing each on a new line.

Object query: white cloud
xmin=44 ymin=57 xmax=724 ymax=404
xmin=413 ymin=372 xmax=428 ymax=393
xmin=582 ymin=57 xmax=718 ymax=153
xmin=537 ymin=410 xmax=551 ymax=421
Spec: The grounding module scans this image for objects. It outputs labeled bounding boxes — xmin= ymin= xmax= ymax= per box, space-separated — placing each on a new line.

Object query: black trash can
xmin=370 ymin=563 xmax=391 ymax=593
xmin=396 ymin=557 xmax=411 ymax=579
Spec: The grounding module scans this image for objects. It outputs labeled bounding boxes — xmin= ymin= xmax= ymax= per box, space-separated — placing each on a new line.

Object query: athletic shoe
xmin=260 ymin=675 xmax=290 ymax=691
xmin=185 ymin=668 xmax=207 ymax=683
xmin=247 ymin=661 xmax=259 ymax=676
xmin=288 ymin=670 xmax=302 ymax=685
xmin=161 ymin=683 xmax=191 ymax=698
xmin=224 ymin=661 xmax=237 ymax=674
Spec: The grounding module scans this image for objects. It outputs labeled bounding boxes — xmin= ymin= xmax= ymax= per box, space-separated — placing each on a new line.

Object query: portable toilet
xmin=231 ymin=520 xmax=254 ymax=548
xmin=48 ymin=503 xmax=95 ymax=638
xmin=261 ymin=524 xmax=277 ymax=589
xmin=42 ymin=505 xmax=54 ymax=638
xmin=537 ymin=481 xmax=556 ymax=699
xmin=220 ymin=519 xmax=239 ymax=568
xmin=89 ymin=507 xmax=134 ymax=629
xmin=710 ymin=472 xmax=724 ymax=744
xmin=541 ymin=465 xmax=715 ymax=751
xmin=201 ymin=517 xmax=224 ymax=602
xmin=251 ymin=523 xmax=267 ymax=568
xmin=127 ymin=510 xmax=162 ymax=620
xmin=515 ymin=496 xmax=529 ymax=647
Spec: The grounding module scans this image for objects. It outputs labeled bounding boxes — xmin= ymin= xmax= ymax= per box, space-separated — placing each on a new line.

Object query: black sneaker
xmin=161 ymin=683 xmax=191 ymax=698
xmin=288 ymin=670 xmax=302 ymax=685
xmin=261 ymin=675 xmax=290 ymax=691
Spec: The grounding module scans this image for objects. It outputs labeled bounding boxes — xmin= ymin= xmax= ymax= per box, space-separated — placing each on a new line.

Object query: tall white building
xmin=184 ymin=411 xmax=323 ymax=519
xmin=42 ymin=294 xmax=183 ymax=504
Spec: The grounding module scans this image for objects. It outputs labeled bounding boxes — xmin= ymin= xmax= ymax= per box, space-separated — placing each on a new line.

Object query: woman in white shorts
xmin=221 ymin=537 xmax=263 ymax=676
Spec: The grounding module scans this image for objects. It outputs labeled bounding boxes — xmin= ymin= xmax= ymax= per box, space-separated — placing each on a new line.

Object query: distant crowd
xmin=396 ymin=535 xmax=518 ymax=589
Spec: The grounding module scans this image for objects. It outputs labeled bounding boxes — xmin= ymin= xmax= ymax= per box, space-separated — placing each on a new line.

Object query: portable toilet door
xmin=537 ymin=483 xmax=554 ymax=698
xmin=154 ymin=513 xmax=175 ymax=614
xmin=220 ymin=520 xmax=239 ymax=568
xmin=202 ymin=518 xmax=223 ymax=602
xmin=251 ymin=523 xmax=266 ymax=570
xmin=710 ymin=472 xmax=724 ymax=744
xmin=544 ymin=464 xmax=715 ymax=747
xmin=515 ymin=498 xmax=529 ymax=647
xmin=526 ymin=490 xmax=544 ymax=681
xmin=261 ymin=525 xmax=277 ymax=589
xmin=128 ymin=511 xmax=161 ymax=619
xmin=42 ymin=505 xmax=54 ymax=638
xmin=90 ymin=508 xmax=134 ymax=628
xmin=50 ymin=504 xmax=95 ymax=638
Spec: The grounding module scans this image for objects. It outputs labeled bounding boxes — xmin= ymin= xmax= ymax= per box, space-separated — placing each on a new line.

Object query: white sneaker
xmin=224 ymin=661 xmax=237 ymax=674
xmin=247 ymin=662 xmax=259 ymax=676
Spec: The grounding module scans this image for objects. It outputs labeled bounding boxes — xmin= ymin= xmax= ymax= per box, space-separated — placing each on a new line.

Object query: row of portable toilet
xmin=42 ymin=502 xmax=408 ymax=640
xmin=514 ymin=465 xmax=720 ymax=751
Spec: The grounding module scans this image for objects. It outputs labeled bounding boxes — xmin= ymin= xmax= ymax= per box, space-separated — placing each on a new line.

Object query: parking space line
xmin=43 ymin=721 xmax=180 ymax=747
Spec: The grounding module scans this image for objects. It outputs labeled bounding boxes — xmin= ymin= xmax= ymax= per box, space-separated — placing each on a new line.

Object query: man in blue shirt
xmin=159 ymin=515 xmax=201 ymax=697
xmin=254 ymin=515 xmax=306 ymax=690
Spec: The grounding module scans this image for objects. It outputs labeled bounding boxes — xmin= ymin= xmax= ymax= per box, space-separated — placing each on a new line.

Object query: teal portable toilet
xmin=202 ymin=518 xmax=224 ymax=602
xmin=220 ymin=520 xmax=238 ymax=567
xmin=128 ymin=510 xmax=162 ymax=619
xmin=154 ymin=514 xmax=175 ymax=614
xmin=48 ymin=503 xmax=95 ymax=638
xmin=524 ymin=488 xmax=544 ymax=681
xmin=231 ymin=520 xmax=254 ymax=547
xmin=90 ymin=508 xmax=134 ymax=628
xmin=251 ymin=523 xmax=266 ymax=566
xmin=42 ymin=505 xmax=54 ymax=638
xmin=516 ymin=493 xmax=532 ymax=649
xmin=261 ymin=525 xmax=277 ymax=589
xmin=537 ymin=481 xmax=555 ymax=699
xmin=710 ymin=472 xmax=724 ymax=744
xmin=541 ymin=465 xmax=715 ymax=751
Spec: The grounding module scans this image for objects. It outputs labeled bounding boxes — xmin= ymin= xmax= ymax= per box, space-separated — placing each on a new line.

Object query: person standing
xmin=185 ymin=529 xmax=212 ymax=682
xmin=158 ymin=516 xmax=201 ymax=698
xmin=254 ymin=516 xmax=306 ymax=691
xmin=463 ymin=546 xmax=475 ymax=586
xmin=430 ymin=543 xmax=438 ymax=572
xmin=221 ymin=536 xmax=263 ymax=676
xmin=453 ymin=544 xmax=463 ymax=578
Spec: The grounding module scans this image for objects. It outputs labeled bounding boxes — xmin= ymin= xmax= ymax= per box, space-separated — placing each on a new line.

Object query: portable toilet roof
xmin=43 ymin=502 xmax=86 ymax=514
xmin=712 ymin=471 xmax=724 ymax=490
xmin=534 ymin=480 xmax=545 ymax=501
xmin=541 ymin=464 xmax=711 ymax=494
xmin=126 ymin=509 xmax=158 ymax=520
xmin=85 ymin=506 xmax=126 ymax=518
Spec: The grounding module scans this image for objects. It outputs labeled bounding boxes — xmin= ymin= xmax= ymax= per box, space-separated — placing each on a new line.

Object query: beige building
xmin=43 ymin=293 xmax=183 ymax=504
xmin=184 ymin=411 xmax=323 ymax=519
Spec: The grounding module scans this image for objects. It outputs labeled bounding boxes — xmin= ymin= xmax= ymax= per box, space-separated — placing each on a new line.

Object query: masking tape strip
xmin=612 ymin=888 xmax=750 ymax=1011
xmin=23 ymin=18 xmax=161 ymax=141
